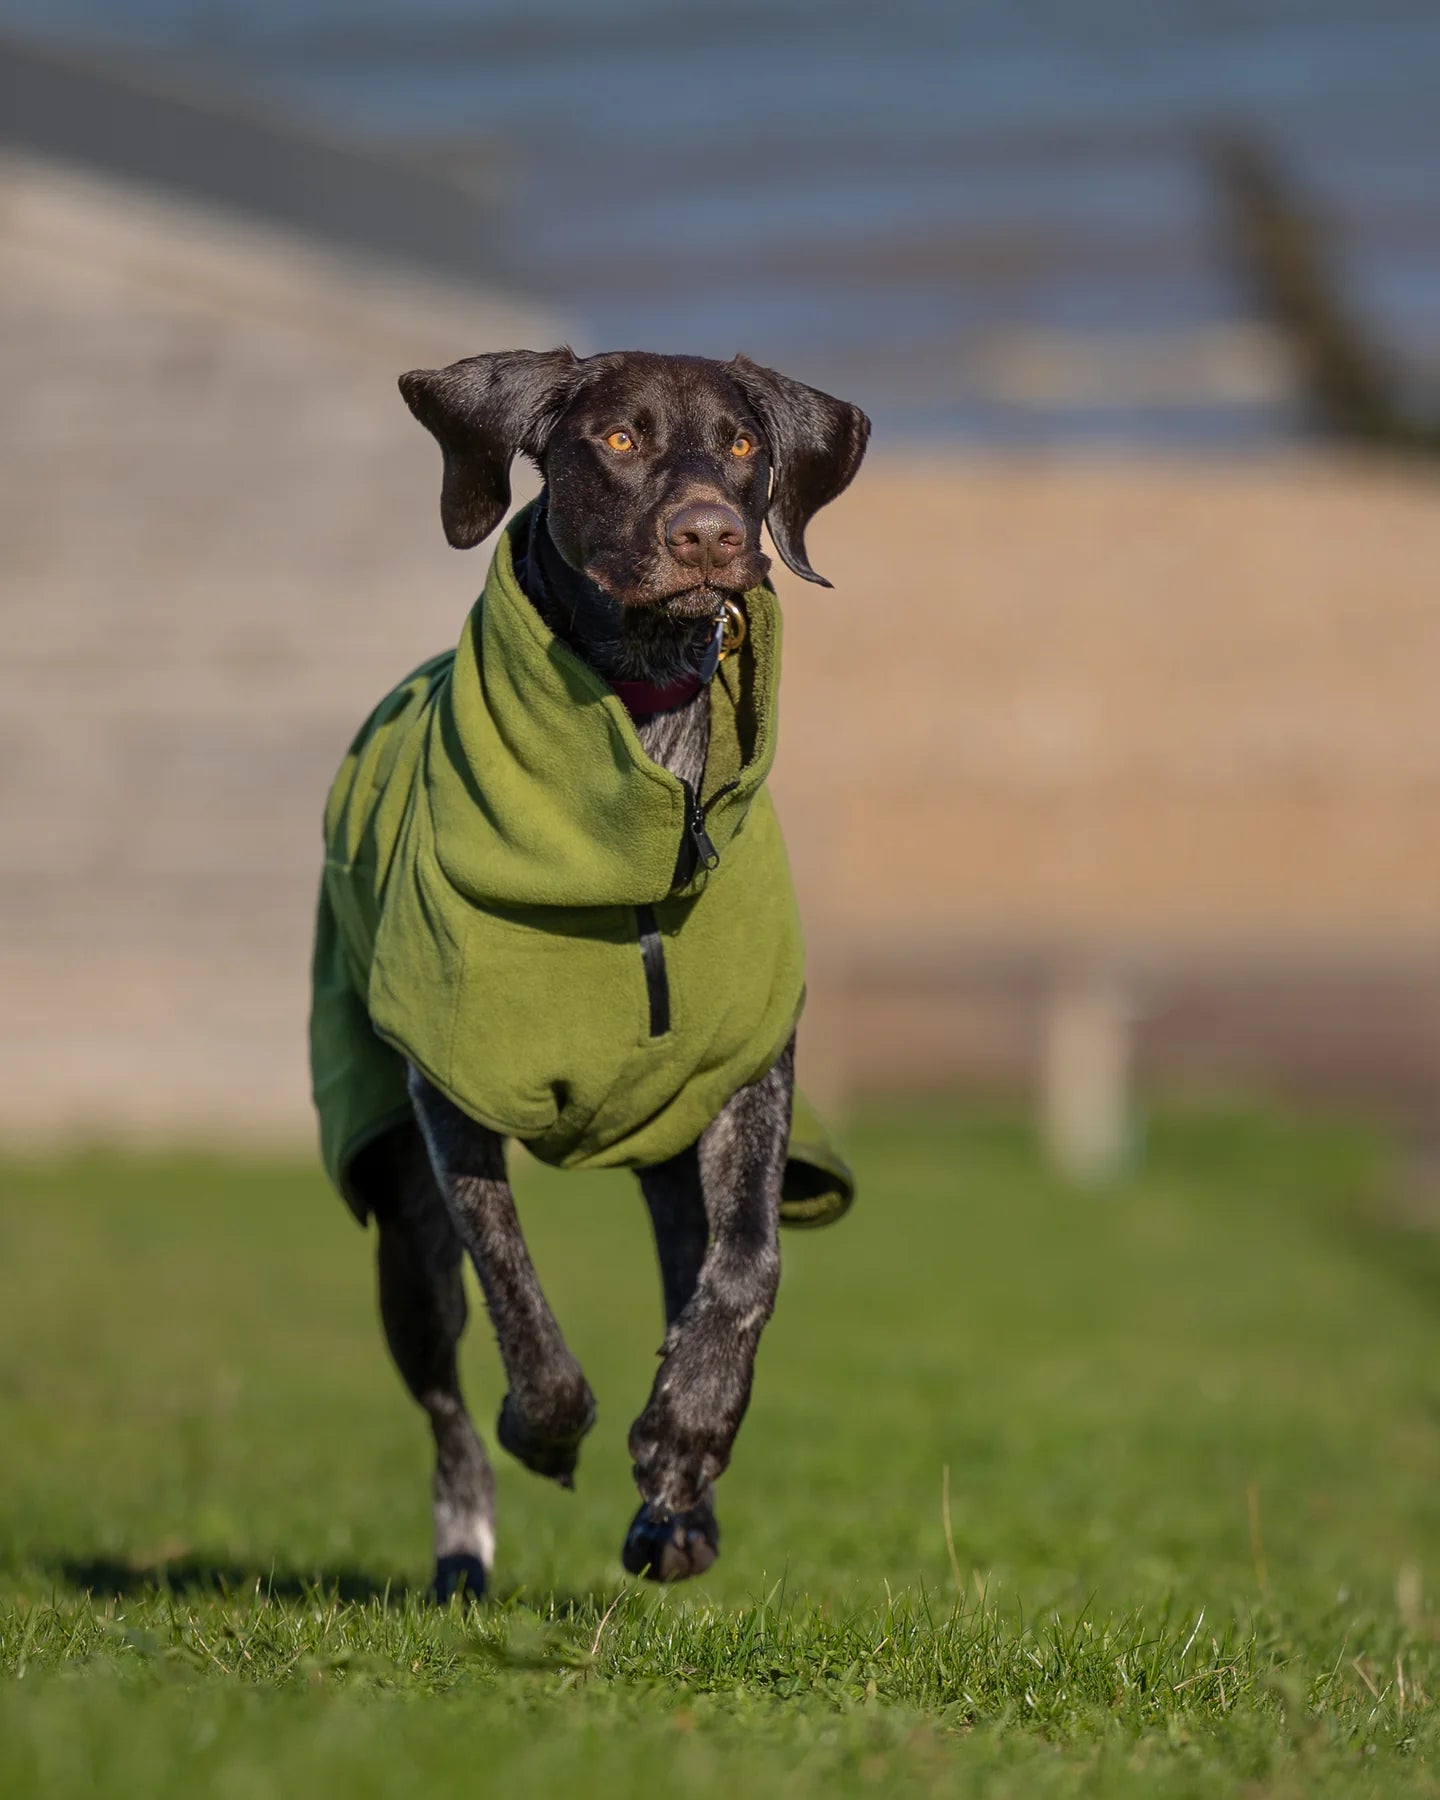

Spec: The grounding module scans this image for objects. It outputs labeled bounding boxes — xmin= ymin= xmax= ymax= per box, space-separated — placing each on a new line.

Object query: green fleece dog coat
xmin=310 ymin=504 xmax=853 ymax=1226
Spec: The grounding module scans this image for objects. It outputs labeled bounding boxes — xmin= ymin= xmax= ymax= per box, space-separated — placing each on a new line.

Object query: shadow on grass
xmin=57 ymin=1555 xmax=401 ymax=1605
xmin=53 ymin=1555 xmax=622 ymax=1617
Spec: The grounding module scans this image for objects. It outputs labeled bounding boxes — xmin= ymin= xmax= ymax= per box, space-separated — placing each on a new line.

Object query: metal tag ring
xmin=718 ymin=598 xmax=748 ymax=661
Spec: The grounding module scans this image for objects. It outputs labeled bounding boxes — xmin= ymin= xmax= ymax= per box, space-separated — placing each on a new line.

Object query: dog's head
xmin=398 ymin=348 xmax=869 ymax=616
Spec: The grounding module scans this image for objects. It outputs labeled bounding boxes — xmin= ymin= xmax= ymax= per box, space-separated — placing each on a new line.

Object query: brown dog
xmin=315 ymin=349 xmax=868 ymax=1597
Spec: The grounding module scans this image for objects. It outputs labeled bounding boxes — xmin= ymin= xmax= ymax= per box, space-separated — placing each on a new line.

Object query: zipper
xmin=635 ymin=904 xmax=670 ymax=1037
xmin=671 ymin=777 xmax=737 ymax=891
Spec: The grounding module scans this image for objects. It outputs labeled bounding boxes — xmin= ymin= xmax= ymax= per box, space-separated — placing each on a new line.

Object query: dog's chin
xmin=583 ymin=577 xmax=729 ymax=620
xmin=586 ymin=567 xmax=752 ymax=619
xmin=657 ymin=585 xmax=731 ymax=622
xmin=574 ymin=568 xmax=757 ymax=681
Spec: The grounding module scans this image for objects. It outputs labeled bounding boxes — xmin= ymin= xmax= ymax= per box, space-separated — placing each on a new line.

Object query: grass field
xmin=3 ymin=1105 xmax=1439 ymax=1796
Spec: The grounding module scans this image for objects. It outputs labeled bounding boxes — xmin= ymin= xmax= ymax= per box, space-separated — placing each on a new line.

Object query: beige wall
xmin=784 ymin=454 xmax=1440 ymax=954
xmin=0 ymin=153 xmax=557 ymax=1139
xmin=782 ymin=455 xmax=1440 ymax=1116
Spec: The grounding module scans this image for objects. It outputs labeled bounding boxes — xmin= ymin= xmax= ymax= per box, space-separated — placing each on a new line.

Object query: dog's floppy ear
xmin=399 ymin=347 xmax=583 ymax=549
xmin=727 ymin=354 xmax=870 ymax=587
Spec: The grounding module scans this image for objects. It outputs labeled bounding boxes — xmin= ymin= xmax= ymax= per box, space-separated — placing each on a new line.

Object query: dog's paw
xmin=621 ymin=1496 xmax=720 ymax=1583
xmin=497 ymin=1388 xmax=595 ymax=1488
xmin=432 ymin=1552 xmax=487 ymax=1605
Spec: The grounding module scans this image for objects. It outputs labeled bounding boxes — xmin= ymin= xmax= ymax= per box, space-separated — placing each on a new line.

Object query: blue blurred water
xmin=7 ymin=0 xmax=1440 ymax=442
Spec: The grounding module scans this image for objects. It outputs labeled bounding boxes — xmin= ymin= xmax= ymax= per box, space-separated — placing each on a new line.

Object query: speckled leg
xmin=362 ymin=1124 xmax=495 ymax=1602
xmin=409 ymin=1070 xmax=597 ymax=1488
xmin=625 ymin=1039 xmax=793 ymax=1580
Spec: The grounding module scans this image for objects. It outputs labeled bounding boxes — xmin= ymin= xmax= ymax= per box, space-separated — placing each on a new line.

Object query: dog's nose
xmin=666 ymin=502 xmax=744 ymax=575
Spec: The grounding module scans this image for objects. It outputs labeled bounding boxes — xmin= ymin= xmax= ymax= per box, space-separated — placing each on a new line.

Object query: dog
xmin=309 ymin=348 xmax=869 ymax=1598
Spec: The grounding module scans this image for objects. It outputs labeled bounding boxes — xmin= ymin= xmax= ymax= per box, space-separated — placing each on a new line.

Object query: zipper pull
xmin=687 ymin=788 xmax=720 ymax=872
xmin=673 ymin=779 xmax=735 ymax=889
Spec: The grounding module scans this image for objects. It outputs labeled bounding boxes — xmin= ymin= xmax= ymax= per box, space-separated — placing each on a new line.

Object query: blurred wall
xmin=4 ymin=111 xmax=1440 ymax=1149
xmin=0 ymin=148 xmax=558 ymax=1141
xmin=784 ymin=455 xmax=1440 ymax=1120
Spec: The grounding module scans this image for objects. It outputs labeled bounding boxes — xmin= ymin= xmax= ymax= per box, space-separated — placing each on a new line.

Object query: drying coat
xmin=310 ymin=504 xmax=853 ymax=1226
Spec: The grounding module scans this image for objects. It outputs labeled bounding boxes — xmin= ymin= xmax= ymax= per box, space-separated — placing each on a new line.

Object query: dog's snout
xmin=665 ymin=502 xmax=745 ymax=575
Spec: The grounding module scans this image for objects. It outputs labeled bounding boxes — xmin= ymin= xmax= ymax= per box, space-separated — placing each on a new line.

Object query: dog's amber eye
xmin=605 ymin=429 xmax=635 ymax=453
xmin=730 ymin=434 xmax=755 ymax=458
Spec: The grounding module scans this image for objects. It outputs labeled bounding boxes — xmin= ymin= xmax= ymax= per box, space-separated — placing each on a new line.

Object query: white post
xmin=1040 ymin=963 xmax=1133 ymax=1186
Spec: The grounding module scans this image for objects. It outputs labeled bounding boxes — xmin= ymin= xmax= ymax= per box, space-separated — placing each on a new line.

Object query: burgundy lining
xmin=609 ymin=674 xmax=704 ymax=723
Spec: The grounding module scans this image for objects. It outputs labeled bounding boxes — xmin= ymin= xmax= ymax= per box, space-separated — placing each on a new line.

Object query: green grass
xmin=3 ymin=1105 xmax=1439 ymax=1796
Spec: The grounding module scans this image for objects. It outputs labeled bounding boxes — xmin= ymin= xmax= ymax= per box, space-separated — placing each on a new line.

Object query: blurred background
xmin=3 ymin=0 xmax=1440 ymax=1181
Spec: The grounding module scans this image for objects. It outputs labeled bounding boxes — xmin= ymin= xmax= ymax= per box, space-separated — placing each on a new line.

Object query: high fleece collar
xmin=426 ymin=503 xmax=783 ymax=911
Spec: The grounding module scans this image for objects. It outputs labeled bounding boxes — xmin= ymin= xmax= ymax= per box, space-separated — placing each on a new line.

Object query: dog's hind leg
xmin=632 ymin=1158 xmax=719 ymax=1578
xmin=642 ymin=1162 xmax=709 ymax=1330
xmin=624 ymin=1038 xmax=794 ymax=1581
xmin=355 ymin=1122 xmax=495 ymax=1603
xmin=409 ymin=1070 xmax=597 ymax=1489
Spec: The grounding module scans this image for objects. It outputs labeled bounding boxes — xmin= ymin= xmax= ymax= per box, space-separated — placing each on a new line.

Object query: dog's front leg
xmin=624 ymin=1038 xmax=793 ymax=1580
xmin=409 ymin=1070 xmax=597 ymax=1487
